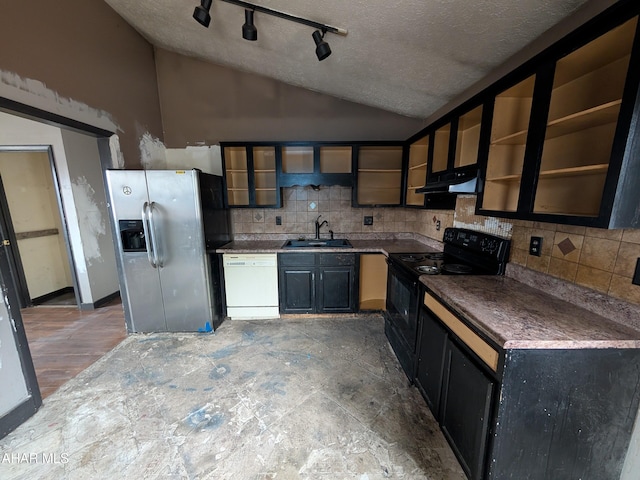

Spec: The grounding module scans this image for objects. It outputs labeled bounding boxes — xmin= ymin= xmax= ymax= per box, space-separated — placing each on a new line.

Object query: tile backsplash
xmin=231 ymin=186 xmax=454 ymax=239
xmin=453 ymin=195 xmax=640 ymax=305
xmin=230 ymin=187 xmax=640 ymax=306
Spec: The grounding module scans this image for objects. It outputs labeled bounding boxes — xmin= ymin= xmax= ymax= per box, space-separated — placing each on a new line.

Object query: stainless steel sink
xmin=282 ymin=239 xmax=352 ymax=248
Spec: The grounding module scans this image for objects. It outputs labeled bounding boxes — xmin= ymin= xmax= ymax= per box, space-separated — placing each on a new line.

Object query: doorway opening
xmin=0 ymin=148 xmax=79 ymax=308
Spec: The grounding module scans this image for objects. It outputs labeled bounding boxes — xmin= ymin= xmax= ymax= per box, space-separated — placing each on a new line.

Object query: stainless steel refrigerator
xmin=106 ymin=169 xmax=231 ymax=333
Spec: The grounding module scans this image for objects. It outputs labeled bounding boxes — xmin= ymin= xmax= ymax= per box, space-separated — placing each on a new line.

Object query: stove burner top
xmin=441 ymin=263 xmax=473 ymax=274
xmin=398 ymin=254 xmax=426 ymax=262
xmin=415 ymin=265 xmax=440 ymax=275
xmin=424 ymin=252 xmax=445 ymax=261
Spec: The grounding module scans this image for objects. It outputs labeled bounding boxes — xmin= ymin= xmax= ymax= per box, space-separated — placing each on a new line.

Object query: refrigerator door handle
xmin=148 ymin=201 xmax=164 ymax=268
xmin=141 ymin=202 xmax=157 ymax=268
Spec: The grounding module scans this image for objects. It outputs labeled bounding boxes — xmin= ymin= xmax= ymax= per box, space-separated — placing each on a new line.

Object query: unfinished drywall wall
xmin=61 ymin=129 xmax=119 ymax=305
xmin=165 ymin=146 xmax=223 ymax=176
xmin=155 ymin=49 xmax=425 ymax=147
xmin=0 ymin=111 xmax=117 ymax=307
xmin=0 ymin=0 xmax=163 ymax=168
xmin=0 ymin=151 xmax=73 ymax=299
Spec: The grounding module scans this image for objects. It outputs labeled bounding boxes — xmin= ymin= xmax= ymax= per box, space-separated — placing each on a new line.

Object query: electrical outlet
xmin=436 ymin=220 xmax=441 ymax=231
xmin=529 ymin=236 xmax=543 ymax=256
xmin=275 ymin=216 xmax=282 ymax=225
xmin=633 ymin=258 xmax=640 ymax=286
xmin=364 ymin=216 xmax=373 ymax=226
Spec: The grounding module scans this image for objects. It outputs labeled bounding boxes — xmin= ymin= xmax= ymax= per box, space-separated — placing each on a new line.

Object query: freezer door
xmin=119 ymin=252 xmax=168 ymax=332
xmin=106 ymin=170 xmax=166 ymax=332
xmin=145 ymin=170 xmax=213 ymax=332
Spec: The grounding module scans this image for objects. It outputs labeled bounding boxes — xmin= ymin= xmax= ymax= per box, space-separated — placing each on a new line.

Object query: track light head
xmin=312 ymin=30 xmax=331 ymax=61
xmin=242 ymin=9 xmax=258 ymax=41
xmin=193 ymin=0 xmax=213 ymax=28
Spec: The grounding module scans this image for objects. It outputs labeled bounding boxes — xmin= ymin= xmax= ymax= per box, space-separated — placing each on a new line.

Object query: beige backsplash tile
xmin=575 ymin=265 xmax=613 ymax=294
xmin=228 ymin=186 xmax=640 ymax=306
xmin=609 ymin=275 xmax=640 ymax=304
xmin=548 ymin=257 xmax=579 ymax=282
xmin=622 ymin=229 xmax=640 ymax=244
xmin=527 ymin=254 xmax=551 ymax=273
xmin=579 ymin=236 xmax=620 ymax=272
xmin=614 ymin=242 xmax=640 ymax=277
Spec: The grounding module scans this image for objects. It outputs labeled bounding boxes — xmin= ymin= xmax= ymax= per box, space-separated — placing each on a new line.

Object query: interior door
xmin=0 ymin=176 xmax=30 ymax=308
xmin=0 ymin=232 xmax=41 ymax=438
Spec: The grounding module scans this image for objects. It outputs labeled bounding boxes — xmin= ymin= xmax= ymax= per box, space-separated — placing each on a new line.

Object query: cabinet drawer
xmin=424 ymin=293 xmax=499 ymax=372
xmin=319 ymin=253 xmax=356 ymax=266
xmin=278 ymin=253 xmax=315 ymax=266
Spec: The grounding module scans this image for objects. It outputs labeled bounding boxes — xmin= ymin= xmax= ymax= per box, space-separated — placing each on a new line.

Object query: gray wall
xmin=0 ymin=0 xmax=164 ymax=168
xmin=155 ymin=49 xmax=425 ymax=146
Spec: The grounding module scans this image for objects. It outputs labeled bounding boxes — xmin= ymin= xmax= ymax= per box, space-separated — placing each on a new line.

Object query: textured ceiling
xmin=104 ymin=0 xmax=590 ymax=119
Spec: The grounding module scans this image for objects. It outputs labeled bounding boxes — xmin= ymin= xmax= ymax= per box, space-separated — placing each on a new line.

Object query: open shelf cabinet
xmin=477 ymin=4 xmax=640 ymax=228
xmin=355 ymin=145 xmax=404 ymax=206
xmin=406 ymin=135 xmax=429 ymax=207
xmin=221 ymin=144 xmax=281 ymax=208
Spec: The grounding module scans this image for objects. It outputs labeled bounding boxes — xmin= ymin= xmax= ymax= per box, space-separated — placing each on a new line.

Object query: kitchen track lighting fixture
xmin=313 ymin=29 xmax=331 ymax=61
xmin=193 ymin=0 xmax=213 ymax=28
xmin=242 ymin=9 xmax=257 ymax=41
xmin=192 ymin=0 xmax=347 ymax=61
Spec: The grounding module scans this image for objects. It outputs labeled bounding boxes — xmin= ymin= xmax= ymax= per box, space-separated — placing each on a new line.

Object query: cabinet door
xmin=252 ymin=146 xmax=279 ymax=207
xmin=405 ymin=136 xmax=428 ymax=207
xmin=454 ymin=105 xmax=483 ymax=169
xmin=431 ymin=123 xmax=451 ymax=176
xmin=480 ymin=75 xmax=536 ymax=213
xmin=278 ymin=268 xmax=315 ymax=313
xmin=222 ymin=145 xmax=281 ymax=208
xmin=415 ymin=309 xmax=448 ymax=416
xmin=223 ymin=146 xmax=250 ymax=206
xmin=441 ymin=341 xmax=494 ymax=480
xmin=317 ymin=266 xmax=356 ymax=313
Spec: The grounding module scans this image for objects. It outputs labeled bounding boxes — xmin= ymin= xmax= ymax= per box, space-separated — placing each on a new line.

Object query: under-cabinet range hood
xmin=416 ymin=170 xmax=479 ymax=195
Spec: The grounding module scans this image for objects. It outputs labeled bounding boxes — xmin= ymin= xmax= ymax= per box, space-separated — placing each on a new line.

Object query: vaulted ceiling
xmin=104 ymin=0 xmax=591 ymax=119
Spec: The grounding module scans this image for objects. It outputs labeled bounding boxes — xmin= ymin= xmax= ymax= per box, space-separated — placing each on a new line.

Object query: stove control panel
xmin=443 ymin=228 xmax=510 ymax=262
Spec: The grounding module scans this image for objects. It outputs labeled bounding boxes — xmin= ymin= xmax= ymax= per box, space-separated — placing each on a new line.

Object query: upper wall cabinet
xmin=406 ymin=136 xmax=429 ymax=207
xmin=222 ymin=144 xmax=281 ymax=208
xmin=427 ymin=103 xmax=485 ymax=187
xmin=478 ymin=4 xmax=640 ymax=228
xmin=354 ymin=144 xmax=404 ymax=206
xmin=279 ymin=143 xmax=353 ymax=188
xmin=480 ymin=75 xmax=536 ymax=213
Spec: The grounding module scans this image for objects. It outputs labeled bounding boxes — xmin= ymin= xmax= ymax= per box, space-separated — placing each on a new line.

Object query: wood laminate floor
xmin=20 ymin=298 xmax=127 ymax=399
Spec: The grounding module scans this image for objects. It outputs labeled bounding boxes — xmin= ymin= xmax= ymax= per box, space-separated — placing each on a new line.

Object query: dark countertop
xmin=213 ymin=236 xmax=640 ymax=350
xmin=420 ymin=275 xmax=640 ymax=350
xmin=215 ymin=239 xmax=440 ymax=255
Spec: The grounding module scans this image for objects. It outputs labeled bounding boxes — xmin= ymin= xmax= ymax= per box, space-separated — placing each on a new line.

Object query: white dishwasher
xmin=222 ymin=253 xmax=279 ymax=319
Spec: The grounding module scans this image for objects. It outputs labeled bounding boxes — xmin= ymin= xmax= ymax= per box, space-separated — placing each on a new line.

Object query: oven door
xmin=385 ymin=259 xmax=420 ymax=381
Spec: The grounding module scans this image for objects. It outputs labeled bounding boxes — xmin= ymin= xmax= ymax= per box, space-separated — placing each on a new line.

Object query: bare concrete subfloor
xmin=0 ymin=315 xmax=465 ymax=479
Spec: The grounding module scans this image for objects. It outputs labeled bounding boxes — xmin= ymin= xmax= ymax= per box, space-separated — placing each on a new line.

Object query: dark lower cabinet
xmin=317 ymin=267 xmax=356 ymax=312
xmin=415 ymin=309 xmax=448 ymax=414
xmin=418 ymin=289 xmax=640 ymax=480
xmin=278 ymin=253 xmax=358 ymax=314
xmin=279 ymin=268 xmax=315 ymax=313
xmin=440 ymin=342 xmax=494 ymax=480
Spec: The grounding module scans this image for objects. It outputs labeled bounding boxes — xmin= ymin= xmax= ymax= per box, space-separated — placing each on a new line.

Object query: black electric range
xmin=384 ymin=228 xmax=510 ymax=383
xmin=389 ymin=227 xmax=511 ymax=279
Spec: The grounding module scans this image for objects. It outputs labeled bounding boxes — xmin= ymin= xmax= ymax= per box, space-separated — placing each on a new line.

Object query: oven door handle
xmin=387 ymin=259 xmax=418 ymax=288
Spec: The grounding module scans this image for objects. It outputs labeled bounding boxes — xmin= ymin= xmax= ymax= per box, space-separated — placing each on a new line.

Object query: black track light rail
xmin=219 ymin=0 xmax=348 ymax=36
